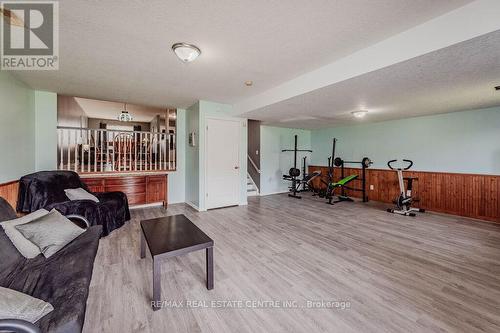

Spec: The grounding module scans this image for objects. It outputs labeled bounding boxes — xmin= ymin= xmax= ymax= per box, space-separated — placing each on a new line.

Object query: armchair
xmin=17 ymin=171 xmax=130 ymax=236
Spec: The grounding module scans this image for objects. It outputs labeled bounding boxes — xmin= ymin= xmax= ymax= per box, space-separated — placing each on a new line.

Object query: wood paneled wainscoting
xmin=0 ymin=175 xmax=167 ymax=211
xmin=81 ymin=174 xmax=168 ymax=207
xmin=0 ymin=180 xmax=19 ymax=209
xmin=309 ymin=165 xmax=499 ymax=223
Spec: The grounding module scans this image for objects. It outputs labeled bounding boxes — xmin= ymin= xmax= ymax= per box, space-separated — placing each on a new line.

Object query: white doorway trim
xmin=204 ymin=116 xmax=243 ymax=210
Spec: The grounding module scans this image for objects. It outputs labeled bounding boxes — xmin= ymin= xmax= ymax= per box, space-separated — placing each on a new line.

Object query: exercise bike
xmin=387 ymin=159 xmax=425 ymax=217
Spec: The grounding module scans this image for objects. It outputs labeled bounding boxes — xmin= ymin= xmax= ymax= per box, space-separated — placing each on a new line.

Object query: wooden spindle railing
xmin=57 ymin=127 xmax=176 ymax=173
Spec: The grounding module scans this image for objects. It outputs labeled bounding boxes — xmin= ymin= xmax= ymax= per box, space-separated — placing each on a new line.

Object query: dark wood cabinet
xmin=83 ymin=178 xmax=105 ymax=193
xmin=146 ymin=175 xmax=167 ymax=205
xmin=81 ymin=174 xmax=168 ymax=207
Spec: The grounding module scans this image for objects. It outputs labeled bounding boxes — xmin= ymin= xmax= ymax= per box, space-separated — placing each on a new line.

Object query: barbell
xmin=334 ymin=157 xmax=373 ymax=168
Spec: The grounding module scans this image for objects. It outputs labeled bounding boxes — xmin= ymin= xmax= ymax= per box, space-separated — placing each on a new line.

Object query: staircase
xmin=247 ymin=174 xmax=259 ymax=196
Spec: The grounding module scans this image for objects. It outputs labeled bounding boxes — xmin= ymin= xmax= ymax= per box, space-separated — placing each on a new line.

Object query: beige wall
xmin=57 ymin=95 xmax=87 ymax=128
xmin=57 ymin=95 xmax=168 ymax=127
xmin=87 ymin=118 xmax=151 ymax=131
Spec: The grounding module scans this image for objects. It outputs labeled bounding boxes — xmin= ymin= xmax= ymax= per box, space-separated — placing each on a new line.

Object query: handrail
xmin=247 ymin=155 xmax=261 ymax=174
xmin=57 ymin=126 xmax=158 ymax=135
xmin=57 ymin=127 xmax=176 ymax=173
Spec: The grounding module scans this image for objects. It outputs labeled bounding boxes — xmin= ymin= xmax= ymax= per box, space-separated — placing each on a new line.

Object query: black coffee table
xmin=140 ymin=214 xmax=214 ymax=310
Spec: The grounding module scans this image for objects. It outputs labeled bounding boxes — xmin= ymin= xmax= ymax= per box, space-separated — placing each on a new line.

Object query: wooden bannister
xmin=57 ymin=127 xmax=176 ymax=173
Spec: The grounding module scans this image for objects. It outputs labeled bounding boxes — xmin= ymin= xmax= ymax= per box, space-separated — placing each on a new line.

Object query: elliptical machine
xmin=386 ymin=159 xmax=425 ymax=217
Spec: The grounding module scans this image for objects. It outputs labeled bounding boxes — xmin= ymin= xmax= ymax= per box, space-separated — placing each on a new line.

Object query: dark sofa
xmin=17 ymin=170 xmax=130 ymax=236
xmin=0 ymin=197 xmax=101 ymax=333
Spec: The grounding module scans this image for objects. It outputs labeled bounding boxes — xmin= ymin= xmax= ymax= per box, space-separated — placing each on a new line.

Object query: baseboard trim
xmin=259 ymin=190 xmax=289 ymax=196
xmin=185 ymin=201 xmax=201 ymax=211
xmin=168 ymin=200 xmax=185 ymax=205
xmin=130 ymin=202 xmax=163 ymax=209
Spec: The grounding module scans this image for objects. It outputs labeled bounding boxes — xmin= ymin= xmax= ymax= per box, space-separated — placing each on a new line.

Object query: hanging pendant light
xmin=118 ymin=103 xmax=133 ymax=122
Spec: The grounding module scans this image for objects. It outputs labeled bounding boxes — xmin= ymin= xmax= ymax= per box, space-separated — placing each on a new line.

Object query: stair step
xmin=246 ymin=173 xmax=258 ymax=196
xmin=247 ymin=190 xmax=258 ymax=196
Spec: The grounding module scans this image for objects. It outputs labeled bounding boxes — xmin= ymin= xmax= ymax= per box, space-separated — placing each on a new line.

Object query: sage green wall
xmin=198 ymin=100 xmax=247 ymax=211
xmin=34 ymin=91 xmax=58 ymax=171
xmin=260 ymin=126 xmax=312 ymax=195
xmin=184 ymin=100 xmax=248 ymax=211
xmin=311 ymin=107 xmax=500 ymax=174
xmin=168 ymin=108 xmax=186 ymax=204
xmin=185 ymin=102 xmax=200 ymax=208
xmin=0 ymin=72 xmax=35 ymax=183
xmin=258 ymin=107 xmax=500 ymax=196
xmin=0 ymin=69 xmax=186 ymax=205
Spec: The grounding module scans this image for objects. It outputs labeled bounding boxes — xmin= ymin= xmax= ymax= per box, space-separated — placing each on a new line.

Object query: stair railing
xmin=247 ymin=154 xmax=261 ymax=174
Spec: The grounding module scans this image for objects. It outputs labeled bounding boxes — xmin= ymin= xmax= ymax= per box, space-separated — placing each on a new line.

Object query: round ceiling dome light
xmin=351 ymin=110 xmax=368 ymax=118
xmin=172 ymin=42 xmax=201 ymax=63
xmin=245 ymin=80 xmax=253 ymax=86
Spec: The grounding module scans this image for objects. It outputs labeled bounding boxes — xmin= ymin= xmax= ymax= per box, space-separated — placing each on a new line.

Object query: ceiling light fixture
xmin=280 ymin=116 xmax=317 ymax=122
xmin=172 ymin=42 xmax=201 ymax=63
xmin=351 ymin=110 xmax=368 ymax=119
xmin=118 ymin=103 xmax=133 ymax=122
xmin=245 ymin=80 xmax=253 ymax=86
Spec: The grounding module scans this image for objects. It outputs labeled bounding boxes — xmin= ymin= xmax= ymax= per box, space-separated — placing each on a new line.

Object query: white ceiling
xmin=73 ymin=97 xmax=167 ymax=123
xmin=243 ymin=30 xmax=500 ymax=129
xmin=12 ymin=0 xmax=472 ymax=110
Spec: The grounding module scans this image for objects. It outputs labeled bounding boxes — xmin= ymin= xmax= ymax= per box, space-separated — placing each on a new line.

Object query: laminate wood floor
xmin=83 ymin=194 xmax=500 ymax=333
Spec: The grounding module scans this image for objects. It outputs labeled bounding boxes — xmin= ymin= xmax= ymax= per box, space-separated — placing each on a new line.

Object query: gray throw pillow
xmin=0 ymin=287 xmax=53 ymax=323
xmin=64 ymin=188 xmax=99 ymax=203
xmin=15 ymin=209 xmax=85 ymax=258
xmin=0 ymin=209 xmax=50 ymax=258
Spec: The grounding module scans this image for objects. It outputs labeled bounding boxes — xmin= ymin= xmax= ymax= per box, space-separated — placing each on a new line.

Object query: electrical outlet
xmin=370 ymin=185 xmax=374 ymax=190
xmin=256 ymin=150 xmax=259 ymax=155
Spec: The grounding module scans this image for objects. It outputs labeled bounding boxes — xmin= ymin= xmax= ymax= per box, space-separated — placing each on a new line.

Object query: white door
xmin=206 ymin=118 xmax=241 ymax=209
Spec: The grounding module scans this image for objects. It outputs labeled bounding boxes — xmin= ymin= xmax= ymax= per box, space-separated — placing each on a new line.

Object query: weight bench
xmin=283 ymin=170 xmax=321 ymax=198
xmin=325 ymin=174 xmax=359 ymax=205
